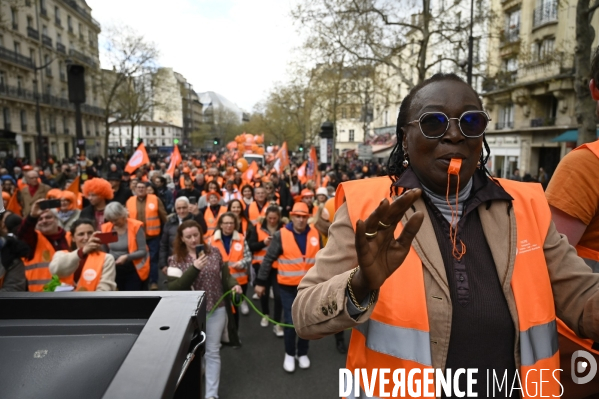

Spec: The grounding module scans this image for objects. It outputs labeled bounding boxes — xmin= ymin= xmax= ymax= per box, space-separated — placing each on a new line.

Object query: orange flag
xmin=276 ymin=142 xmax=290 ymax=171
xmin=66 ymin=175 xmax=80 ymax=196
xmin=125 ymin=143 xmax=150 ymax=174
xmin=297 ymin=161 xmax=307 ymax=184
xmin=242 ymin=161 xmax=259 ymax=185
xmin=6 ymin=190 xmax=22 ymax=216
xmin=166 ymin=144 xmax=182 ymax=178
xmin=307 ymin=146 xmax=317 ymax=180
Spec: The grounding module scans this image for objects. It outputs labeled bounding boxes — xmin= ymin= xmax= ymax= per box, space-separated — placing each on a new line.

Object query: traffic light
xmin=299 ymin=144 xmax=304 ymax=152
xmin=213 ymin=137 xmax=220 ymax=146
xmin=174 ymin=139 xmax=179 ymax=144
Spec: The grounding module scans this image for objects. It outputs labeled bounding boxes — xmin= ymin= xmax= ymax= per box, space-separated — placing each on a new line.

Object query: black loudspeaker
xmin=67 ymin=64 xmax=86 ymax=103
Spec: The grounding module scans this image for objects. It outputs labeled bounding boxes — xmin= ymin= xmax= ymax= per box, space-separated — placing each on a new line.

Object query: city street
xmin=218 ymin=297 xmax=348 ymax=398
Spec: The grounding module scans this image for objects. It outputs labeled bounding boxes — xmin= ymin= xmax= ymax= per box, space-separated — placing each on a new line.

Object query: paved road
xmin=217 ymin=295 xmax=349 ymax=398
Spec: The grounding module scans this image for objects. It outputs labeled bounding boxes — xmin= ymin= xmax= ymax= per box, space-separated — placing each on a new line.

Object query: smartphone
xmin=195 ymin=244 xmax=205 ymax=257
xmin=39 ymin=199 xmax=61 ymax=210
xmin=96 ymin=231 xmax=119 ymax=244
xmin=189 ymin=196 xmax=197 ymax=205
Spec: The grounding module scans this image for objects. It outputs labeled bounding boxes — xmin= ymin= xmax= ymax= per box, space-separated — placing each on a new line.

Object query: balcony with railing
xmin=63 ymin=0 xmax=101 ymax=30
xmin=50 ymin=126 xmax=56 ymax=134
xmin=69 ymin=49 xmax=97 ymax=68
xmin=27 ymin=27 xmax=39 ymax=40
xmin=0 ymin=47 xmax=34 ymax=69
xmin=42 ymin=34 xmax=53 ymax=48
xmin=56 ymin=42 xmax=66 ymax=54
xmin=503 ymin=26 xmax=520 ymax=43
xmin=0 ymin=84 xmax=105 ymax=115
xmin=55 ymin=16 xmax=62 ymax=27
xmin=533 ymin=0 xmax=558 ymax=28
xmin=530 ymin=117 xmax=555 ymax=127
xmin=495 ymin=121 xmax=514 ymax=130
xmin=40 ymin=8 xmax=48 ymax=17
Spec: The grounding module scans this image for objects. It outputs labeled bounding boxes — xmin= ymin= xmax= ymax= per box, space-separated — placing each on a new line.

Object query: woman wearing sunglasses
xmin=292 ymin=73 xmax=599 ymax=398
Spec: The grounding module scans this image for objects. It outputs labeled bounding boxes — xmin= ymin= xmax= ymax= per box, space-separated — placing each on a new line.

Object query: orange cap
xmin=448 ymin=158 xmax=462 ymax=176
xmin=300 ymin=189 xmax=314 ymax=197
xmin=290 ymin=202 xmax=310 ymax=216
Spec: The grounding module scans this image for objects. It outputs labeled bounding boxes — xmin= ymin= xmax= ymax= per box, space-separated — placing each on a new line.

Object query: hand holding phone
xmin=39 ymin=199 xmax=61 ymax=210
xmin=195 ymin=244 xmax=205 ymax=258
xmin=96 ymin=231 xmax=118 ymax=244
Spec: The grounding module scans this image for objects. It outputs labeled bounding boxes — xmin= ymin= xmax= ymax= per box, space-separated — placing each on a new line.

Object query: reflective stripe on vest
xmin=101 ymin=219 xmax=149 ymax=281
xmin=126 ymin=195 xmax=161 ymax=237
xmin=277 ymin=227 xmax=320 ymax=286
xmin=341 ymin=176 xmax=560 ymax=397
xmin=23 ymin=231 xmax=74 ymax=292
xmin=211 ymin=233 xmax=247 ymax=285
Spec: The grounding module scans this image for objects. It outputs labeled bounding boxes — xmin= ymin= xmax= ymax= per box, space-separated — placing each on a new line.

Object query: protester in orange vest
xmin=246 ymin=186 xmax=268 ymax=225
xmin=126 ymin=181 xmax=167 ymax=291
xmin=545 ymin=47 xmax=599 ymax=396
xmin=240 ymin=184 xmax=254 ymax=209
xmin=201 ymin=191 xmax=227 ymax=239
xmin=54 ymin=191 xmax=81 ymax=231
xmin=255 ymin=202 xmax=322 ymax=373
xmin=292 ymin=73 xmax=599 ymax=398
xmin=2 ymin=191 xmax=10 ymax=211
xmin=49 ymin=219 xmax=116 ymax=291
xmin=81 ymin=178 xmax=114 ymax=230
xmin=17 ymin=199 xmax=73 ymax=291
xmin=248 ymin=205 xmax=284 ymax=336
xmin=227 ymin=199 xmax=252 ymax=237
xmin=102 ymin=202 xmax=149 ymax=291
xmin=210 ymin=212 xmax=252 ymax=327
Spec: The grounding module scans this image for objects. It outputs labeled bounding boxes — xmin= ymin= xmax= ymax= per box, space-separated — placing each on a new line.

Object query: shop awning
xmin=551 ymin=129 xmax=599 ymax=142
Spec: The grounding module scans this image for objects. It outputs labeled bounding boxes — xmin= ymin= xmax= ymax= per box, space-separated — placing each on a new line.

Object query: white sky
xmin=87 ymin=0 xmax=302 ymax=112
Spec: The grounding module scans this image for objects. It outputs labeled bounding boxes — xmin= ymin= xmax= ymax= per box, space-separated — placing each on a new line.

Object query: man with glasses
xmin=18 ymin=170 xmax=51 ymax=217
xmin=126 ymin=182 xmax=167 ymax=290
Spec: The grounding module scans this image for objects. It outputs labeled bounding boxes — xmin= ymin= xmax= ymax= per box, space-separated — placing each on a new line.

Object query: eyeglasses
xmin=407 ymin=111 xmax=491 ymax=139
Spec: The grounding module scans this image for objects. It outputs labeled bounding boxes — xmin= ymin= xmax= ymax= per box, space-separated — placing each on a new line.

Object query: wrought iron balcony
xmin=42 ymin=34 xmax=53 ymax=48
xmin=55 ymin=17 xmax=62 ymax=27
xmin=503 ymin=27 xmax=520 ymax=43
xmin=56 ymin=42 xmax=66 ymax=54
xmin=63 ymin=0 xmax=101 ymax=30
xmin=41 ymin=8 xmax=48 ymax=17
xmin=533 ymin=0 xmax=558 ymax=27
xmin=69 ymin=49 xmax=97 ymax=68
xmin=530 ymin=117 xmax=556 ymax=127
xmin=27 ymin=27 xmax=39 ymax=40
xmin=0 ymin=47 xmax=34 ymax=69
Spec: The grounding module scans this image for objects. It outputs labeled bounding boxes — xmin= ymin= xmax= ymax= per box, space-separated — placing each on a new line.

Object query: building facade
xmin=483 ymin=0 xmax=599 ymax=179
xmin=0 ymin=0 xmax=104 ymax=162
xmin=108 ymin=120 xmax=182 ymax=155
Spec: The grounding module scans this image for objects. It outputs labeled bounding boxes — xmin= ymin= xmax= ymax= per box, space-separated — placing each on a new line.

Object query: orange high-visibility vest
xmin=340 ymin=176 xmax=561 ymax=397
xmin=211 ymin=232 xmax=247 ymax=285
xmin=238 ymin=217 xmax=249 ymax=236
xmin=555 ymin=140 xmax=599 ymax=357
xmin=24 ymin=231 xmax=73 ymax=292
xmin=277 ymin=227 xmax=320 ymax=286
xmin=253 ymin=224 xmax=278 ymax=269
xmin=126 ymin=194 xmax=161 ymax=237
xmin=248 ymin=201 xmax=267 ymax=225
xmin=101 ymin=219 xmax=149 ymax=281
xmin=17 ymin=178 xmax=26 ymax=190
xmin=75 ymin=251 xmax=106 ymax=291
xmin=204 ymin=206 xmax=227 ymax=238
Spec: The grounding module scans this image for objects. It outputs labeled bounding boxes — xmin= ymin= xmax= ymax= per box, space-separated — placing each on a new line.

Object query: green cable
xmin=208 ymin=289 xmax=294 ymax=328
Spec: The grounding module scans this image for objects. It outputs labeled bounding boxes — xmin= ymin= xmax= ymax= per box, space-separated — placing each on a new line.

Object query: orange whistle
xmin=448 ymin=158 xmax=462 ymax=176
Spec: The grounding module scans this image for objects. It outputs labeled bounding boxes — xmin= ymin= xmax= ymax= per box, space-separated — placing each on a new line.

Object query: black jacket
xmin=159 ymin=213 xmax=207 ymax=267
xmin=112 ymin=185 xmax=133 ymax=205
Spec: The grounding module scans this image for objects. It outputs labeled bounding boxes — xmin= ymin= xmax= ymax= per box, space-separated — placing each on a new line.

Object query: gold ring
xmin=364 ymin=231 xmax=378 ymax=238
xmin=378 ymin=221 xmax=391 ymax=228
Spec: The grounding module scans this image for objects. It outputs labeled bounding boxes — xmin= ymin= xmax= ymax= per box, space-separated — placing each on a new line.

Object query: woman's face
xmin=402 ymin=80 xmax=484 ymax=195
xmin=60 ymin=198 xmax=71 ymax=212
xmin=181 ymin=227 xmax=201 ymax=250
xmin=220 ymin=216 xmax=236 ymax=236
xmin=146 ymin=185 xmax=155 ymax=195
xmin=265 ymin=212 xmax=279 ymax=227
xmin=74 ymin=223 xmax=95 ymax=249
xmin=208 ymin=182 xmax=218 ymax=192
xmin=113 ymin=215 xmax=127 ymax=228
xmin=3 ymin=180 xmax=13 ymax=192
xmin=242 ymin=187 xmax=252 ymax=199
xmin=229 ymin=201 xmax=242 ymax=215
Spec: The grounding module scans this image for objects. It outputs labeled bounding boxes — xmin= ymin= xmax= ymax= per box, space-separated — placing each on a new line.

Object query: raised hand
xmin=351 ymin=189 xmax=424 ymax=302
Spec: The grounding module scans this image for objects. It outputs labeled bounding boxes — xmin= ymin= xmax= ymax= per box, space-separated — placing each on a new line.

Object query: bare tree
xmin=293 ymin=0 xmax=491 ymax=89
xmin=99 ymin=25 xmax=159 ymax=157
xmin=574 ymin=0 xmax=599 ymax=144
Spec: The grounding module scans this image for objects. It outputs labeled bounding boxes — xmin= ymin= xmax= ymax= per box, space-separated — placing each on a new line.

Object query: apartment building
xmin=0 ymin=0 xmax=104 ymax=161
xmin=483 ymin=0 xmax=599 ymax=178
xmin=108 ymin=121 xmax=182 ymax=155
xmin=175 ymin=72 xmax=202 ymax=152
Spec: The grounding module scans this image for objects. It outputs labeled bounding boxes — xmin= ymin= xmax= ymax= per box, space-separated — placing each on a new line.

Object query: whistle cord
xmin=446 ymin=173 xmax=466 ymax=261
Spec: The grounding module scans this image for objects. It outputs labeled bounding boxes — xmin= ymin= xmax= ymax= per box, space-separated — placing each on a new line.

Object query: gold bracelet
xmin=347 ymin=267 xmax=376 ymax=312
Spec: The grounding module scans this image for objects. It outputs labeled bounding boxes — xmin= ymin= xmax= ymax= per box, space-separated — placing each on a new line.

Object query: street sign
xmin=320 ymin=138 xmax=332 ymax=163
xmin=358 ymin=144 xmax=373 ymax=160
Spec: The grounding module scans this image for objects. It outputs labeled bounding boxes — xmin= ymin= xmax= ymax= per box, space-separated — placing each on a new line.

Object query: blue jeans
xmin=279 ymin=285 xmax=309 ymax=357
xmin=147 ymin=236 xmax=160 ymax=284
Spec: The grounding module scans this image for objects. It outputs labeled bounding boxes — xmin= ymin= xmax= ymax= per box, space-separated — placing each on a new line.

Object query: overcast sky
xmin=87 ymin=0 xmax=302 ymax=112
